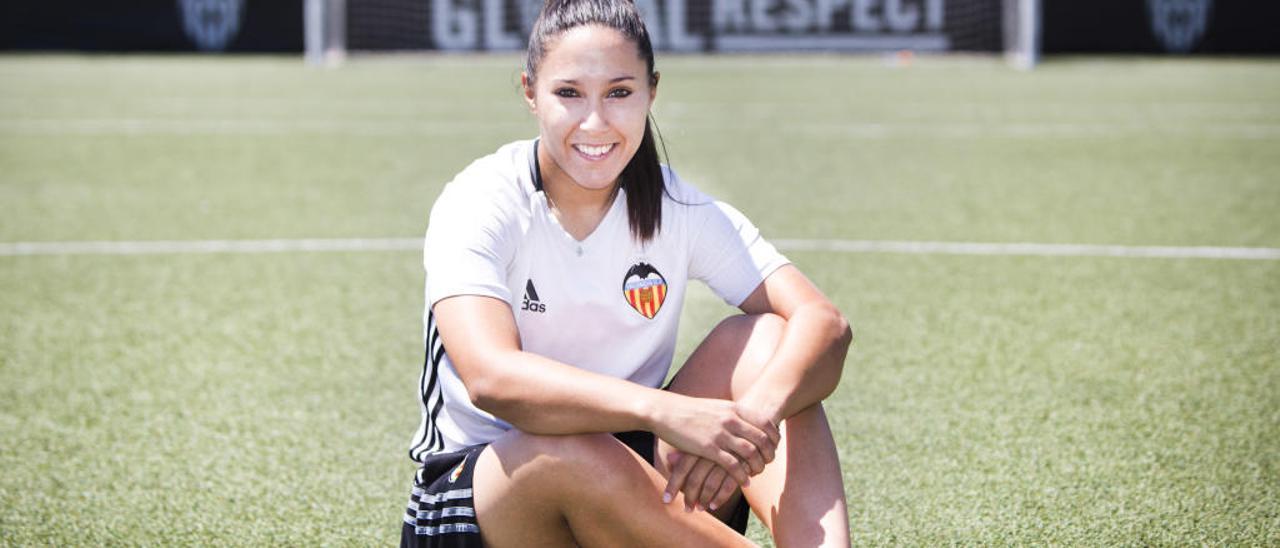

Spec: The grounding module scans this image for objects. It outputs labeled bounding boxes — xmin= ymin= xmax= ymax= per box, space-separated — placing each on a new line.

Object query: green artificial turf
xmin=2 ymin=54 xmax=1278 ymax=545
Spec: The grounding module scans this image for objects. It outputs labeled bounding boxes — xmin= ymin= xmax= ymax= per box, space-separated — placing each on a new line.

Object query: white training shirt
xmin=409 ymin=139 xmax=789 ymax=460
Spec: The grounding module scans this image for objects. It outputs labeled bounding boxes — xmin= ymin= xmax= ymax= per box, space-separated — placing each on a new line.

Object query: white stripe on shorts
xmin=414 ymin=523 xmax=481 ymax=536
xmin=410 ymin=487 xmax=474 ymax=505
xmin=416 ymin=507 xmax=476 ymax=520
xmin=402 ymin=507 xmax=478 ymax=528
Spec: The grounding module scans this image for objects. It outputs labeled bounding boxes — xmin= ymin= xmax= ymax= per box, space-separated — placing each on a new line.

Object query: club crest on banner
xmin=622 ymin=262 xmax=667 ymax=320
xmin=1147 ymin=0 xmax=1212 ymax=53
xmin=178 ymin=0 xmax=244 ymax=52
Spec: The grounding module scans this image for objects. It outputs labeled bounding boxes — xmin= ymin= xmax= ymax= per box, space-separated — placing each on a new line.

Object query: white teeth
xmin=575 ymin=143 xmax=613 ymax=157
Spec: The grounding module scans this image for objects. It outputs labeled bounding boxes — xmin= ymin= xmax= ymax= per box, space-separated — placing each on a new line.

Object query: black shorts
xmin=400 ymin=431 xmax=750 ymax=547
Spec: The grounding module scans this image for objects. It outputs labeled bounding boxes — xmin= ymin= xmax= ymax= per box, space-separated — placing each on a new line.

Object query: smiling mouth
xmin=573 ymin=143 xmax=616 ymax=160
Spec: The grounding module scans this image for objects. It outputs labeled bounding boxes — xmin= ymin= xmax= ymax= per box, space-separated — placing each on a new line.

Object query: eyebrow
xmin=554 ymin=76 xmax=637 ymax=85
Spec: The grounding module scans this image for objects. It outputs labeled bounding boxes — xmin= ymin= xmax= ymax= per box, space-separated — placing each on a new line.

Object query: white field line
xmin=0 ymin=238 xmax=422 ymax=256
xmin=5 ymin=119 xmax=1280 ymax=139
xmin=769 ymin=239 xmax=1280 ymax=260
xmin=0 ymin=119 xmax=529 ymax=136
xmin=2 ymin=238 xmax=1278 ymax=260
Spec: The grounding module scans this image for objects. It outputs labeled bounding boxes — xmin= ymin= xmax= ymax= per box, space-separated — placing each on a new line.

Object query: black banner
xmin=1043 ymin=0 xmax=1280 ymax=53
xmin=0 ymin=0 xmax=1002 ymax=53
xmin=1 ymin=0 xmax=302 ymax=52
xmin=350 ymin=0 xmax=1003 ymax=52
xmin=5 ymin=0 xmax=1275 ymax=54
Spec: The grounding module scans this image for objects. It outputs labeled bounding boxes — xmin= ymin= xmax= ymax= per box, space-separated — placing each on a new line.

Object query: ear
xmin=521 ymin=72 xmax=537 ymax=113
xmin=648 ymin=71 xmax=660 ymax=105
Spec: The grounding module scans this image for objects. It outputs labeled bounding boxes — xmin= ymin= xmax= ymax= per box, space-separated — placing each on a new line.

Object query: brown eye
xmin=608 ymin=88 xmax=632 ymax=98
xmin=555 ymin=88 xmax=580 ymax=98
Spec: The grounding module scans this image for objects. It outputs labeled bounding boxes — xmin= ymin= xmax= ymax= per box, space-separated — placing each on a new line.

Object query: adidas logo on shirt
xmin=521 ymin=279 xmax=546 ymax=313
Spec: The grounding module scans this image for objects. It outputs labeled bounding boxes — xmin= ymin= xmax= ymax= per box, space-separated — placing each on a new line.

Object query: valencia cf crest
xmin=1147 ymin=0 xmax=1212 ymax=53
xmin=178 ymin=0 xmax=244 ymax=52
xmin=623 ymin=262 xmax=667 ymax=320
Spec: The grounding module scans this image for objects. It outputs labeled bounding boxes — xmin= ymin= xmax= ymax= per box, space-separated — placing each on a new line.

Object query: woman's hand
xmin=648 ymin=395 xmax=779 ymax=486
xmin=651 ymin=398 xmax=781 ymax=509
xmin=663 ymin=451 xmax=742 ymax=512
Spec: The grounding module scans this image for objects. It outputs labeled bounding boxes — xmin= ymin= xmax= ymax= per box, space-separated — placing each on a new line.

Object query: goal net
xmin=310 ymin=0 xmax=1039 ymax=67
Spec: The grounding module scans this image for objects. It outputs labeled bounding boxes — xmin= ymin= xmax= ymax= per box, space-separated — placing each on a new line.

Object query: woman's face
xmin=524 ymin=25 xmax=656 ymax=194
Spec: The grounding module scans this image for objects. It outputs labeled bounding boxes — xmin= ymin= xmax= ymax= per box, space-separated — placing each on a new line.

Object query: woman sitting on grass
xmin=401 ymin=0 xmax=853 ymax=545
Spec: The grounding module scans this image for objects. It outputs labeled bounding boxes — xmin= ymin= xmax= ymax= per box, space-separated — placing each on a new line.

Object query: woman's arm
xmin=662 ymin=264 xmax=852 ymax=508
xmin=432 ymin=294 xmax=777 ymax=483
xmin=735 ymin=264 xmax=853 ymax=425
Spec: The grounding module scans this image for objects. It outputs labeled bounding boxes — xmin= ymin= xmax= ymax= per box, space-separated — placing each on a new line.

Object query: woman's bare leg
xmin=660 ymin=314 xmax=851 ymax=547
xmin=468 ymin=313 xmax=848 ymax=547
xmin=471 ymin=430 xmax=756 ymax=547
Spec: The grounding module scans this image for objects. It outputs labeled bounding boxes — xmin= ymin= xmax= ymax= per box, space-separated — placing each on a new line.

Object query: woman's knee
xmin=716 ymin=311 xmax=783 ymax=339
xmin=674 ymin=313 xmax=786 ymax=399
xmin=711 ymin=313 xmax=786 ymax=367
xmin=738 ymin=312 xmax=785 ymax=358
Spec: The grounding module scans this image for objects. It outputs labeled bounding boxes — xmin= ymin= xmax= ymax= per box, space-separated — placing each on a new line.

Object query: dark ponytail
xmin=525 ymin=0 xmax=666 ymax=243
xmin=619 ymin=117 xmax=663 ymax=242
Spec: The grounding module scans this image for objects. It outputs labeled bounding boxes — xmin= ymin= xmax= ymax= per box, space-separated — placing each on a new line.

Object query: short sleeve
xmin=422 ymin=182 xmax=518 ymax=308
xmin=688 ymin=200 xmax=790 ymax=307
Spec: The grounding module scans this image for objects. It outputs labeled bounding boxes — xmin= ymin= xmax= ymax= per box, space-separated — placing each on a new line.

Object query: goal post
xmin=305 ymin=0 xmax=346 ymax=66
xmin=1004 ymin=0 xmax=1040 ymax=70
xmin=307 ymin=0 xmax=1040 ymax=68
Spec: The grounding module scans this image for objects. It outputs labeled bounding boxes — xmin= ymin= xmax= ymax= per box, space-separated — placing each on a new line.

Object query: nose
xmin=579 ymin=100 xmax=608 ymax=133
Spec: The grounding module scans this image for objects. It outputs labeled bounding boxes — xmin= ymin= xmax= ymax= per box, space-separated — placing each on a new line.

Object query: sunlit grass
xmin=2 ymin=54 xmax=1278 ymax=545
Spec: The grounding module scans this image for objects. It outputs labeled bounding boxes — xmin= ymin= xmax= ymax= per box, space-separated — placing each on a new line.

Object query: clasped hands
xmin=653 ymin=398 xmax=781 ymax=513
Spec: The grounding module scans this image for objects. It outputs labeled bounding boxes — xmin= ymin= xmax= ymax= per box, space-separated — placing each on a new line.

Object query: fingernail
xmin=709 ymin=503 xmax=719 ymax=511
xmin=662 ymin=492 xmax=672 ymax=504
